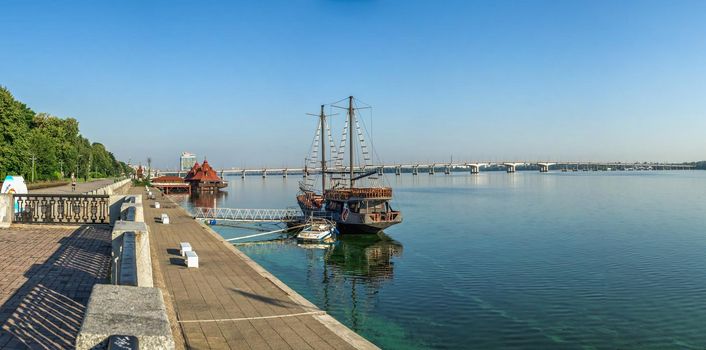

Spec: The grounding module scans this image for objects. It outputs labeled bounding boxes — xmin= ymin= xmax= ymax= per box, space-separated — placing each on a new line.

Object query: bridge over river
xmin=159 ymin=161 xmax=695 ymax=178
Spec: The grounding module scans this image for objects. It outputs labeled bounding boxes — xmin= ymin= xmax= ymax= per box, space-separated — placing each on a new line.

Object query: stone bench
xmin=76 ymin=284 xmax=174 ymax=350
xmin=124 ymin=195 xmax=141 ymax=204
xmin=112 ymin=221 xmax=153 ymax=288
xmin=118 ymin=232 xmax=137 ymax=286
xmin=120 ymin=196 xmax=144 ymax=222
xmin=121 ymin=205 xmax=137 ymax=222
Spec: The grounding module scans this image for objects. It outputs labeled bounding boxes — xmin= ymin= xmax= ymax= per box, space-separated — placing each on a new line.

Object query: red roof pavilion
xmin=184 ymin=161 xmax=200 ymax=180
xmin=188 ymin=160 xmax=222 ymax=181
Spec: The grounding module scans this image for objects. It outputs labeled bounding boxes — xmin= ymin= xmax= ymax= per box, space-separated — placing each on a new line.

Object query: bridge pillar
xmin=283 ymin=169 xmax=287 ymax=178
xmin=537 ymin=162 xmax=555 ymax=173
xmin=504 ymin=163 xmax=517 ymax=173
xmin=241 ymin=170 xmax=246 ymax=179
xmin=412 ymin=165 xmax=418 ymax=175
xmin=444 ymin=165 xmax=450 ymax=175
xmin=429 ymin=165 xmax=435 ymax=175
xmin=395 ymin=166 xmax=401 ymax=175
xmin=262 ymin=169 xmax=267 ymax=178
xmin=469 ymin=164 xmax=480 ymax=174
xmin=378 ymin=167 xmax=383 ymax=176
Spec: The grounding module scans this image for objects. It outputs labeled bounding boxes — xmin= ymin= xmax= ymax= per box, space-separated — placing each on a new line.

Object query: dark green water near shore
xmin=181 ymin=171 xmax=706 ymax=349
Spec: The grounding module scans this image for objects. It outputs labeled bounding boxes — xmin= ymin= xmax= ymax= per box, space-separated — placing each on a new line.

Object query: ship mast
xmin=319 ymin=104 xmax=326 ymax=193
xmin=348 ymin=96 xmax=355 ymax=189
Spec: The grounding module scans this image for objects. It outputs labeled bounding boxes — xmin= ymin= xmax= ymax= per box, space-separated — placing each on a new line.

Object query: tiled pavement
xmin=137 ymin=187 xmax=367 ymax=350
xmin=0 ymin=225 xmax=111 ymax=349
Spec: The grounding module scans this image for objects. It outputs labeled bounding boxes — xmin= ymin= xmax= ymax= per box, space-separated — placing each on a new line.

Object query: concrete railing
xmin=86 ymin=178 xmax=132 ymax=196
xmin=77 ymin=190 xmax=175 ymax=349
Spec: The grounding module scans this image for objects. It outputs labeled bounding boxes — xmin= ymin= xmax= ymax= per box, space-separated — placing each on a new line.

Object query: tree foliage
xmin=0 ymin=86 xmax=131 ymax=181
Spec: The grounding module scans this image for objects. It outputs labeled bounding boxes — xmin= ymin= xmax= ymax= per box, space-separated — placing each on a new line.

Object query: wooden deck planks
xmin=135 ymin=188 xmax=359 ymax=350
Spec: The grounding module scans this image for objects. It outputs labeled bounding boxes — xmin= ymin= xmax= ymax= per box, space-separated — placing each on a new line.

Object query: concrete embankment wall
xmin=87 ymin=177 xmax=132 ymax=195
xmin=77 ymin=188 xmax=175 ymax=350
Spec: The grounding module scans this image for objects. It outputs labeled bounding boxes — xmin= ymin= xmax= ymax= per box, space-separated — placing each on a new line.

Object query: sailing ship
xmin=296 ymin=96 xmax=402 ymax=234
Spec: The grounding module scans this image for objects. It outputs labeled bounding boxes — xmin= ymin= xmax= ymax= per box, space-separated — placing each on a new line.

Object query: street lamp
xmin=77 ymin=155 xmax=83 ymax=181
xmin=29 ymin=153 xmax=36 ymax=182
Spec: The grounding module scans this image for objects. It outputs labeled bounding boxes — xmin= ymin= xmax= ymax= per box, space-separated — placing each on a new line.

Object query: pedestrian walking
xmin=71 ymin=173 xmax=77 ymax=192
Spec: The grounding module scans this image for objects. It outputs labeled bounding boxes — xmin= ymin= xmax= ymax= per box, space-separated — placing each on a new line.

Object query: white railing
xmin=193 ymin=207 xmax=302 ymax=222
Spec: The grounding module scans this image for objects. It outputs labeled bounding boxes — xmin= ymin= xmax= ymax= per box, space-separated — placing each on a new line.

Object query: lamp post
xmin=30 ymin=153 xmax=36 ymax=182
xmin=87 ymin=153 xmax=92 ymax=181
xmin=77 ymin=155 xmax=83 ymax=182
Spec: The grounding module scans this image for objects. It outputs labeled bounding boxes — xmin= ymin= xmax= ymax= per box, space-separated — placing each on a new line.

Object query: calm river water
xmin=180 ymin=171 xmax=706 ymax=349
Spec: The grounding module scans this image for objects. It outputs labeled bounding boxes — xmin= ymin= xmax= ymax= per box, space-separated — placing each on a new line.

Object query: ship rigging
xmin=297 ymin=96 xmax=402 ymax=234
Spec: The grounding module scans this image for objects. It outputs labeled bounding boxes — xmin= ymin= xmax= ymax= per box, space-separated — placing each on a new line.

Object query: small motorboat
xmin=297 ymin=218 xmax=337 ymax=243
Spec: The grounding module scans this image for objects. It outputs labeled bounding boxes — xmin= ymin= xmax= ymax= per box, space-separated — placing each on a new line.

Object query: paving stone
xmin=0 ymin=224 xmax=111 ymax=349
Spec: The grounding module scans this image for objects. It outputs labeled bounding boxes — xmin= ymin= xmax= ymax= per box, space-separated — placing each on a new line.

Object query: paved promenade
xmin=138 ymin=187 xmax=375 ymax=350
xmin=0 ymin=225 xmax=111 ymax=349
xmin=30 ymin=179 xmax=116 ymax=194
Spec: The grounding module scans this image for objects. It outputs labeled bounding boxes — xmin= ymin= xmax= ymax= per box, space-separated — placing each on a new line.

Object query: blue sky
xmin=2 ymin=0 xmax=706 ymax=169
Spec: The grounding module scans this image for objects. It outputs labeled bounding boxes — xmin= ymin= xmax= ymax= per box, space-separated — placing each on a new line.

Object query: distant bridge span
xmin=159 ymin=161 xmax=695 ymax=177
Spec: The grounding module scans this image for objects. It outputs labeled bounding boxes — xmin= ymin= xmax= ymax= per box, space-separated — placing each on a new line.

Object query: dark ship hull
xmin=336 ymin=221 xmax=399 ymax=234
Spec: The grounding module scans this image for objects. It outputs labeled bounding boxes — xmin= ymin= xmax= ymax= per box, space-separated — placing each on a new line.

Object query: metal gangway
xmin=192 ymin=207 xmax=303 ymax=223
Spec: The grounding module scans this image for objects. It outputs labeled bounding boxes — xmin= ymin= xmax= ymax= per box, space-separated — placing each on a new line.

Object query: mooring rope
xmin=223 ymin=223 xmax=307 ymax=242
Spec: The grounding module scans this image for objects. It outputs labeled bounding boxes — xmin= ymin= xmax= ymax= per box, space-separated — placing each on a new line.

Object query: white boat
xmin=297 ymin=218 xmax=337 ymax=243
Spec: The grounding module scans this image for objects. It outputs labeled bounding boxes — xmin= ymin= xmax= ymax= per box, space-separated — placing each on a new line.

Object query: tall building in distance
xmin=180 ymin=152 xmax=197 ymax=172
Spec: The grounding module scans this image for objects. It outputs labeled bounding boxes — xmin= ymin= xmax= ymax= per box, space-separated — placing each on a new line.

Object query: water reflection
xmin=297 ymin=232 xmax=403 ymax=331
xmin=188 ymin=191 xmax=228 ymax=208
xmin=326 ymin=233 xmax=403 ymax=281
xmin=232 ymin=231 xmax=404 ymax=333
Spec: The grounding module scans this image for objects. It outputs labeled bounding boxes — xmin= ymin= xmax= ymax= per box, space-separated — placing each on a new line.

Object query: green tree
xmin=0 ymin=85 xmax=130 ymax=182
